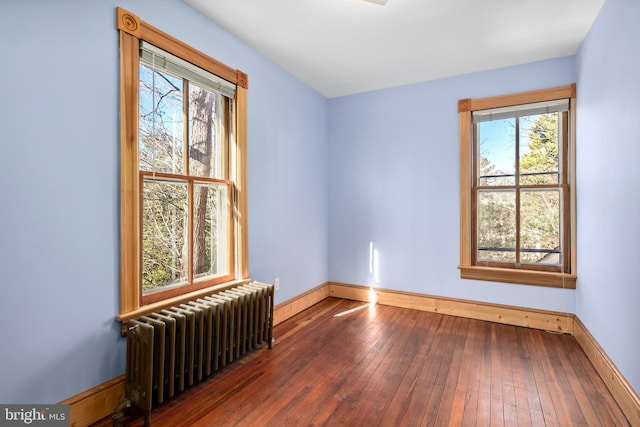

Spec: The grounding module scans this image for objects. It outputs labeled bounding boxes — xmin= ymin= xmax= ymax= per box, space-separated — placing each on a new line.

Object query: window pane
xmin=477 ymin=190 xmax=516 ymax=262
xmin=142 ymin=179 xmax=188 ymax=292
xmin=520 ymin=189 xmax=561 ymax=265
xmin=519 ymin=113 xmax=560 ymax=185
xmin=193 ymin=182 xmax=229 ymax=280
xmin=139 ymin=64 xmax=184 ymax=174
xmin=188 ymin=83 xmax=224 ymax=179
xmin=477 ymin=119 xmax=515 ymax=186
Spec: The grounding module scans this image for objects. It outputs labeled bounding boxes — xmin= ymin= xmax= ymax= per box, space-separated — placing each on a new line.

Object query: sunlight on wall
xmin=368 ymin=241 xmax=379 ymax=310
xmin=369 ymin=241 xmax=380 ymax=284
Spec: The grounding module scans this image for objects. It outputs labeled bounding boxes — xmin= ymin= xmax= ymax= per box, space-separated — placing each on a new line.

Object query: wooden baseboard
xmin=273 ymin=282 xmax=330 ymax=326
xmin=60 ymin=374 xmax=125 ymax=427
xmin=573 ymin=317 xmax=640 ymax=426
xmin=63 ymin=281 xmax=639 ymax=427
xmin=328 ymin=281 xmax=574 ymax=333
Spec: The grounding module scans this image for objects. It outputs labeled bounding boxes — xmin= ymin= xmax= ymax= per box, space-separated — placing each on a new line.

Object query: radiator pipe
xmin=112 ymin=398 xmax=131 ymax=427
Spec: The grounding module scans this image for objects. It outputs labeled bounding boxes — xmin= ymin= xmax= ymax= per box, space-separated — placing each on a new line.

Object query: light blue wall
xmin=575 ymin=0 xmax=640 ymax=395
xmin=2 ymin=0 xmax=636 ymax=408
xmin=0 ymin=0 xmax=328 ymax=404
xmin=328 ymin=57 xmax=576 ymax=312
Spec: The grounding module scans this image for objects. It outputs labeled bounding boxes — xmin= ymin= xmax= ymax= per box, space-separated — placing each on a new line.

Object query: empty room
xmin=0 ymin=0 xmax=638 ymax=426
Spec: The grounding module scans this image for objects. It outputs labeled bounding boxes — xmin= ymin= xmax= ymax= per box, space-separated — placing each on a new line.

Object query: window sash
xmin=473 ymin=186 xmax=566 ymax=272
xmin=140 ymin=173 xmax=234 ymax=303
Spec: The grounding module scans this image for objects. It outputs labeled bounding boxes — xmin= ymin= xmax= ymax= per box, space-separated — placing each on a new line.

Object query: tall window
xmin=117 ymin=8 xmax=249 ymax=321
xmin=458 ymin=85 xmax=576 ymax=288
xmin=138 ymin=42 xmax=234 ymax=303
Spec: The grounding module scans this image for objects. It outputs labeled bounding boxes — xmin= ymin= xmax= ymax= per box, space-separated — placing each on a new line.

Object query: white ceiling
xmin=184 ymin=0 xmax=604 ymax=98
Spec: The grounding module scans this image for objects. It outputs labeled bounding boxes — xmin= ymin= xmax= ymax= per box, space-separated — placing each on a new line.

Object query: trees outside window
xmin=139 ymin=59 xmax=232 ymax=300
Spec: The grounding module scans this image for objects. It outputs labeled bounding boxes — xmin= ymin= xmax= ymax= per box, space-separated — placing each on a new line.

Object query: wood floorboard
xmin=488 ymin=324 xmax=505 ymax=427
xmin=441 ymin=318 xmax=472 ymax=425
xmin=378 ymin=310 xmax=437 ymax=426
xmin=461 ymin=320 xmax=486 ymax=427
xmin=524 ymin=331 xmax=557 ymax=427
xmin=341 ymin=308 xmax=419 ymax=425
xmin=545 ymin=331 xmax=589 ymax=426
xmin=472 ymin=321 xmax=490 ymax=427
xmin=414 ymin=315 xmax=452 ymax=426
xmin=95 ymin=298 xmax=630 ymax=427
xmin=449 ymin=318 xmax=474 ymax=426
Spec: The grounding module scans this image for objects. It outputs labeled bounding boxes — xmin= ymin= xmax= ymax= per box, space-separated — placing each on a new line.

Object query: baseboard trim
xmin=60 ymin=374 xmax=125 ymax=427
xmin=573 ymin=317 xmax=640 ymax=426
xmin=328 ymin=281 xmax=574 ymax=333
xmin=273 ymin=282 xmax=330 ymax=326
xmin=63 ymin=282 xmax=639 ymax=427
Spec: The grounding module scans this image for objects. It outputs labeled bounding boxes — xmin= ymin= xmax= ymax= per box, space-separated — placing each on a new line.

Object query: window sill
xmin=459 ymin=266 xmax=576 ymax=289
xmin=116 ymin=277 xmax=252 ymax=335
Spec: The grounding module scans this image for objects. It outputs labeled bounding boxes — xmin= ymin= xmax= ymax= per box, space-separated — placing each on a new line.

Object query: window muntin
xmin=141 ymin=174 xmax=232 ymax=297
xmin=458 ymin=85 xmax=576 ymax=288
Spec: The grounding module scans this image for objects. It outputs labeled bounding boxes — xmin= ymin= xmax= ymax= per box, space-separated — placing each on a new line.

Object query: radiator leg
xmin=112 ymin=398 xmax=132 ymax=427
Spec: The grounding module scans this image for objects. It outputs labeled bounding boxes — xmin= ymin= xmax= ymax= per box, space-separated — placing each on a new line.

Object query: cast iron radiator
xmin=112 ymin=282 xmax=274 ymax=426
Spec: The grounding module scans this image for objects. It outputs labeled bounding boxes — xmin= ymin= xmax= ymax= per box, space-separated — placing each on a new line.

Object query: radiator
xmin=112 ymin=282 xmax=274 ymax=426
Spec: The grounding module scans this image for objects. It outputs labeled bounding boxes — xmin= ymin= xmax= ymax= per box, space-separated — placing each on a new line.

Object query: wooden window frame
xmin=458 ymin=85 xmax=577 ymax=289
xmin=116 ymin=7 xmax=250 ymax=324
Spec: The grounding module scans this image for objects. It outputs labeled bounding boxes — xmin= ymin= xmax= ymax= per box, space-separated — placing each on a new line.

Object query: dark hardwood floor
xmin=96 ymin=297 xmax=629 ymax=426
